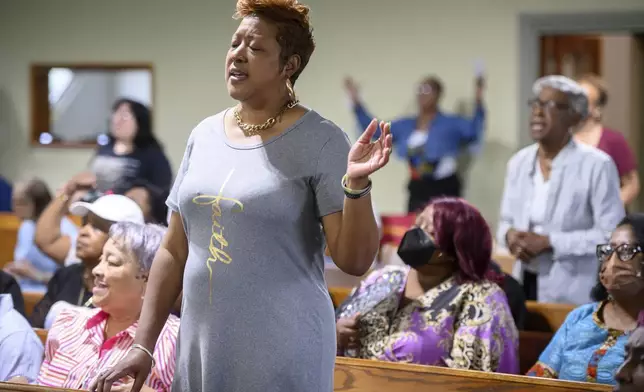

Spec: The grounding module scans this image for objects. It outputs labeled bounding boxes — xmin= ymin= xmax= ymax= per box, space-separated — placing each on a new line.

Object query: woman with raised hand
xmin=91 ymin=1 xmax=390 ymax=391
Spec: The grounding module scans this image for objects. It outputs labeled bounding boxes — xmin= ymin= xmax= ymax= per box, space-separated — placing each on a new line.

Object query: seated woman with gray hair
xmin=9 ymin=222 xmax=179 ymax=391
xmin=496 ymin=75 xmax=625 ymax=305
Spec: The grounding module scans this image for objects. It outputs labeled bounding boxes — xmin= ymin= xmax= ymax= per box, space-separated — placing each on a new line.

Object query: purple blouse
xmin=336 ymin=265 xmax=519 ymax=374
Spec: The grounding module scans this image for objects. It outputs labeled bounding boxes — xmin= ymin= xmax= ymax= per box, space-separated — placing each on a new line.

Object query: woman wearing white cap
xmin=30 ymin=193 xmax=144 ymax=328
xmin=496 ymin=75 xmax=625 ymax=305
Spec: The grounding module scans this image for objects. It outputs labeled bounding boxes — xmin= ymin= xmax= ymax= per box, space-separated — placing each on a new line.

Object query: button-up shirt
xmin=37 ymin=307 xmax=179 ymax=391
xmin=0 ymin=294 xmax=43 ymax=382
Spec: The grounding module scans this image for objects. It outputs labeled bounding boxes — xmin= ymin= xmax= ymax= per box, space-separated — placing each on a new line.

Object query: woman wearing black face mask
xmin=528 ymin=214 xmax=644 ymax=387
xmin=334 ymin=197 xmax=519 ymax=373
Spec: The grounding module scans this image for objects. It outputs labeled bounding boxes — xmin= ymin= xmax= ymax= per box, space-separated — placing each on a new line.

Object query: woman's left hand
xmin=346 ymin=119 xmax=393 ymax=183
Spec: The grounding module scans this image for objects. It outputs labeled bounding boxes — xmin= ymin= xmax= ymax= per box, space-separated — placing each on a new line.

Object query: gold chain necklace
xmin=234 ymin=99 xmax=299 ymax=136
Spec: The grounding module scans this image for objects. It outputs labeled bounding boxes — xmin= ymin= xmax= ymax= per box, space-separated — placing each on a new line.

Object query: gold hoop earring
xmin=286 ymin=79 xmax=295 ymax=101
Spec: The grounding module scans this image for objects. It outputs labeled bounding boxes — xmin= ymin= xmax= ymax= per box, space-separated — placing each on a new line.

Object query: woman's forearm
xmin=34 ymin=195 xmax=70 ymax=264
xmin=620 ymin=171 xmax=640 ymax=206
xmin=333 ymin=177 xmax=380 ymax=276
xmin=134 ymin=246 xmax=184 ymax=350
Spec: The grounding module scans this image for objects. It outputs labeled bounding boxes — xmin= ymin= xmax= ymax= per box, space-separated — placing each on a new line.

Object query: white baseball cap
xmin=70 ymin=194 xmax=145 ymax=224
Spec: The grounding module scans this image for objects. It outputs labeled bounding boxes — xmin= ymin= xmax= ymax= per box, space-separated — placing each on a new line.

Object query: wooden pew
xmin=0 ymin=212 xmax=21 ymax=270
xmin=0 ymin=358 xmax=613 ymax=392
xmin=525 ymin=300 xmax=575 ymax=332
xmin=0 ymin=212 xmax=82 ymax=270
xmin=329 ymin=286 xmax=352 ymax=308
xmin=334 ymin=357 xmax=612 ymax=391
xmin=34 ymin=328 xmax=48 ymax=345
xmin=0 ymin=383 xmax=79 ymax=392
xmin=23 ymin=291 xmax=44 ymax=317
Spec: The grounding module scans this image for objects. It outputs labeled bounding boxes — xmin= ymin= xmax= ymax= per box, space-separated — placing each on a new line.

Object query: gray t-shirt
xmin=167 ymin=109 xmax=350 ymax=392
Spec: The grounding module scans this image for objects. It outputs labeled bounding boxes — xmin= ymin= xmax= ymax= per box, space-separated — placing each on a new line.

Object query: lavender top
xmin=336 ymin=265 xmax=519 ymax=374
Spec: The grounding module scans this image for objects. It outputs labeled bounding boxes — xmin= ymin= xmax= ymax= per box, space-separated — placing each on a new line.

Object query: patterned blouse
xmin=36 ymin=307 xmax=179 ymax=391
xmin=527 ymin=301 xmax=629 ymax=386
xmin=336 ymin=265 xmax=519 ymax=373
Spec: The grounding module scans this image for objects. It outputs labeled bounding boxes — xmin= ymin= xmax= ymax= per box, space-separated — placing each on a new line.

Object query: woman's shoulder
xmin=301 ymin=110 xmax=350 ymax=143
xmin=462 ymin=280 xmax=507 ymax=301
xmin=565 ymin=302 xmax=599 ymax=324
xmin=17 ymin=219 xmax=36 ymax=234
xmin=362 ymin=265 xmax=409 ymax=286
xmin=51 ymin=306 xmax=97 ymax=330
xmin=601 ymin=127 xmax=629 ymax=144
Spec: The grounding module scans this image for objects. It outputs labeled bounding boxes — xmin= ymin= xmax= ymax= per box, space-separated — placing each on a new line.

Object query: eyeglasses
xmin=418 ymin=84 xmax=435 ymax=96
xmin=596 ymin=243 xmax=643 ymax=262
xmin=528 ymin=98 xmax=570 ymax=111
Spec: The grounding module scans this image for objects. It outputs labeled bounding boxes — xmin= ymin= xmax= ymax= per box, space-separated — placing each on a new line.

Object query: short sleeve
xmin=0 ymin=328 xmax=43 ymax=383
xmin=606 ymin=129 xmax=637 ymax=177
xmin=166 ymin=133 xmax=196 ymax=214
xmin=526 ymin=304 xmax=591 ymax=378
xmin=313 ymin=130 xmax=351 ymax=218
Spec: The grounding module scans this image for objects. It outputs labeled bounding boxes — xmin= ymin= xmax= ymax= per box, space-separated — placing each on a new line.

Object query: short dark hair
xmin=421 ymin=76 xmax=444 ymax=97
xmin=430 ymin=197 xmax=500 ymax=283
xmin=591 ymin=213 xmax=644 ymax=302
xmin=578 ymin=73 xmax=609 ymax=107
xmin=234 ymin=0 xmax=315 ymax=85
xmin=108 ymin=98 xmax=162 ymax=150
xmin=24 ymin=178 xmax=52 ymax=220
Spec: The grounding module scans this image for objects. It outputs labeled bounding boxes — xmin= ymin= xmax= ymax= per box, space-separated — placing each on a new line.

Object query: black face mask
xmin=397 ymin=227 xmax=439 ymax=269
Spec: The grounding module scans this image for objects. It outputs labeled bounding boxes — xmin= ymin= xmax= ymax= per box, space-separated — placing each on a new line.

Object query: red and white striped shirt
xmin=37 ymin=307 xmax=179 ymax=391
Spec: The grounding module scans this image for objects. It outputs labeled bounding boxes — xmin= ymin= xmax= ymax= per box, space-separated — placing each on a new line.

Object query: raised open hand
xmin=344 ymin=77 xmax=360 ymax=103
xmin=346 ymin=119 xmax=393 ymax=182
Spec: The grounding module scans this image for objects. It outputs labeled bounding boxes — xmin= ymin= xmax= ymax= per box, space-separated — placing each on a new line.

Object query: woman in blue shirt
xmin=3 ymin=178 xmax=78 ymax=292
xmin=344 ymin=75 xmax=485 ymax=212
xmin=527 ymin=213 xmax=644 ymax=386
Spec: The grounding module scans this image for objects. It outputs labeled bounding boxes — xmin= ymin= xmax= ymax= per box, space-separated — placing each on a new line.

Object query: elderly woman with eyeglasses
xmin=528 ymin=214 xmax=644 ymax=386
xmin=8 ymin=222 xmax=179 ymax=391
xmin=496 ymin=75 xmax=625 ymax=305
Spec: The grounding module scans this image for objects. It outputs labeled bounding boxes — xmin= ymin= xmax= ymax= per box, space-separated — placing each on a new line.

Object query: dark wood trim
xmin=29 ymin=62 xmax=154 ymax=148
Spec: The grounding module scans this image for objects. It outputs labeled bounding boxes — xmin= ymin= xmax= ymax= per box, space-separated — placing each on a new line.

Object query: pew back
xmin=335 ymin=357 xmax=612 ymax=391
xmin=34 ymin=328 xmax=48 ymax=345
xmin=0 ymin=212 xmax=82 ymax=270
xmin=23 ymin=291 xmax=44 ymax=317
xmin=525 ymin=300 xmax=575 ymax=332
xmin=329 ymin=287 xmax=352 ymax=308
xmin=0 ymin=213 xmax=21 ymax=269
xmin=0 ymin=383 xmax=79 ymax=392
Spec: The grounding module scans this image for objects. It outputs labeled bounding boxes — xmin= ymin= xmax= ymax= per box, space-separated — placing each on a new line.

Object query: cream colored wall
xmin=601 ymin=35 xmax=634 ymax=138
xmin=2 ymin=0 xmax=644 ymax=228
xmin=601 ymin=34 xmax=644 ymax=210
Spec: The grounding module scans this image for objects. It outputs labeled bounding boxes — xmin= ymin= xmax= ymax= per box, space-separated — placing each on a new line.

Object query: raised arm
xmin=455 ymin=77 xmax=486 ymax=144
xmin=35 ymin=173 xmax=94 ymax=264
xmin=322 ymin=120 xmax=392 ymax=276
xmin=548 ymin=159 xmax=625 ymax=259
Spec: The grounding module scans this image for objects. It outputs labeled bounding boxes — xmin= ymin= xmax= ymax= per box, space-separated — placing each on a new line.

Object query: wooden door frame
xmin=518 ymin=11 xmax=644 ymax=148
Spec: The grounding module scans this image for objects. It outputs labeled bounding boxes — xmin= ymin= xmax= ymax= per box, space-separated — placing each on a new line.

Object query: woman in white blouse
xmin=497 ymin=75 xmax=624 ymax=305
